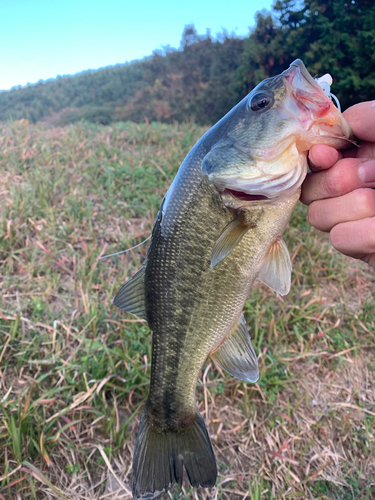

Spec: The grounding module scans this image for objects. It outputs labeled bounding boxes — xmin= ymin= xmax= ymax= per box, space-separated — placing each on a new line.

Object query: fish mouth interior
xmin=284 ymin=59 xmax=320 ymax=93
xmin=283 ymin=62 xmax=329 ymax=116
xmin=224 ymin=188 xmax=269 ymax=202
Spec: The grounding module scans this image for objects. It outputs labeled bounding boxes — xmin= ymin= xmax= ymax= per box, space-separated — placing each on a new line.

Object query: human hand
xmin=301 ymin=101 xmax=375 ymax=269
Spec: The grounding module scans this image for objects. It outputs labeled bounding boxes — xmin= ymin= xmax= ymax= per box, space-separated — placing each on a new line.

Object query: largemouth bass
xmin=114 ymin=59 xmax=353 ymax=499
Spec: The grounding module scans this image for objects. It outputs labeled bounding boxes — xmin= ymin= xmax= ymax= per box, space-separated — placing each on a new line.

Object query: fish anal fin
xmin=132 ymin=410 xmax=217 ymax=499
xmin=211 ymin=215 xmax=254 ymax=270
xmin=211 ymin=314 xmax=259 ymax=383
xmin=113 ymin=265 xmax=147 ymax=320
xmin=258 ymin=238 xmax=292 ymax=296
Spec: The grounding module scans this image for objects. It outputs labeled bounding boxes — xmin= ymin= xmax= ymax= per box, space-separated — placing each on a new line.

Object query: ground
xmin=0 ymin=120 xmax=374 ymax=500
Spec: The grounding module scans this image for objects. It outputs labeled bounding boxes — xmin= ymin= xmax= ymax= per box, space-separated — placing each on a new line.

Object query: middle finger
xmin=307 ymin=188 xmax=375 ymax=232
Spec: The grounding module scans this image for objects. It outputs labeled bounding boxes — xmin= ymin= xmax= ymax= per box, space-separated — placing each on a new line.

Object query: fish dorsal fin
xmin=210 ymin=314 xmax=259 ymax=383
xmin=258 ymin=238 xmax=292 ymax=296
xmin=113 ymin=264 xmax=147 ymax=320
xmin=211 ymin=215 xmax=252 ymax=270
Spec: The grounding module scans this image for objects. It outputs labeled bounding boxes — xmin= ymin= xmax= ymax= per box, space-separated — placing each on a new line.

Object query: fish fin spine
xmin=258 ymin=238 xmax=292 ymax=296
xmin=211 ymin=214 xmax=253 ymax=270
xmin=211 ymin=313 xmax=259 ymax=382
xmin=113 ymin=264 xmax=147 ymax=319
xmin=132 ymin=410 xmax=217 ymax=499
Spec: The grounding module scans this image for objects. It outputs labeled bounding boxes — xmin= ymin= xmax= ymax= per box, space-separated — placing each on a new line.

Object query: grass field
xmin=0 ymin=119 xmax=375 ymax=500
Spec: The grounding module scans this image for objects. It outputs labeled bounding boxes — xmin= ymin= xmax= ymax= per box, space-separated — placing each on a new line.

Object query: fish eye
xmin=250 ymin=92 xmax=273 ymax=111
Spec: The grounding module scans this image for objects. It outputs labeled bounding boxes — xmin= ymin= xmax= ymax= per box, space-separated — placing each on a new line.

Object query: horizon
xmin=0 ymin=0 xmax=274 ymax=92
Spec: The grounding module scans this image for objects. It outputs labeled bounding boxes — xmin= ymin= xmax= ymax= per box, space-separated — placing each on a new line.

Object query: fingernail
xmin=358 ymin=160 xmax=375 ymax=183
xmin=307 ymin=156 xmax=318 ymax=170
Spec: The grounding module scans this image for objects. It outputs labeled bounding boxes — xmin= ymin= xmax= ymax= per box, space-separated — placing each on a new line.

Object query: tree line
xmin=0 ymin=0 xmax=374 ymax=127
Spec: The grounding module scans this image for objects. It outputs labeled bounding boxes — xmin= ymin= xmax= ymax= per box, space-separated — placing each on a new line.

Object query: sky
xmin=0 ymin=0 xmax=274 ymax=91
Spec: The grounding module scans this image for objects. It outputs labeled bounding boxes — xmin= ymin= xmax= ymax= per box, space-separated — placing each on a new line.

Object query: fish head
xmin=202 ymin=59 xmax=354 ymax=204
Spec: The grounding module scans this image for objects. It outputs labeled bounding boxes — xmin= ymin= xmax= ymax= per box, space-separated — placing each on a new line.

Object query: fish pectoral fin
xmin=211 ymin=215 xmax=252 ymax=270
xmin=113 ymin=264 xmax=147 ymax=320
xmin=210 ymin=314 xmax=259 ymax=383
xmin=258 ymin=238 xmax=292 ymax=296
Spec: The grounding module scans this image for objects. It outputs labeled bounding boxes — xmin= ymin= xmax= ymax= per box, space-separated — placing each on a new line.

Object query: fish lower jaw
xmin=214 ymin=160 xmax=307 ymax=205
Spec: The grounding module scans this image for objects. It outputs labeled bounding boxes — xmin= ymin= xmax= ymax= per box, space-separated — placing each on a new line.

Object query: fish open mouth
xmin=224 ymin=188 xmax=269 ymax=202
xmin=283 ymin=60 xmax=353 ymax=139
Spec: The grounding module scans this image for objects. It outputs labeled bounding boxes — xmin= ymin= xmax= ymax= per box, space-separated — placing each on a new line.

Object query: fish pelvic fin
xmin=132 ymin=410 xmax=217 ymax=499
xmin=258 ymin=238 xmax=292 ymax=296
xmin=113 ymin=264 xmax=147 ymax=319
xmin=211 ymin=214 xmax=253 ymax=270
xmin=210 ymin=314 xmax=259 ymax=383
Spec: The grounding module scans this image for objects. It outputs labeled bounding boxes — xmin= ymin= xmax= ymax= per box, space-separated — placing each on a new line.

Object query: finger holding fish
xmin=302 ymin=100 xmax=375 ymax=268
xmin=301 ymin=157 xmax=375 ymax=205
xmin=330 ymin=218 xmax=375 ymax=269
xmin=307 ymin=188 xmax=375 ymax=232
xmin=308 ymin=144 xmax=342 ymax=171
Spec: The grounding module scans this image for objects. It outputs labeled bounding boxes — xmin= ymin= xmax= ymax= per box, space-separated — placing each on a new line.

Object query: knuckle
xmin=353 ymin=188 xmax=375 ymax=217
xmin=321 ymin=159 xmax=361 ymax=199
xmin=329 ymin=225 xmax=342 ymax=249
xmin=323 ymin=169 xmax=347 ymax=197
xmin=307 ymin=200 xmax=332 ymax=232
xmin=366 ymin=218 xmax=375 ymax=249
xmin=307 ymin=201 xmax=327 ymax=230
xmin=307 ymin=202 xmax=318 ymax=226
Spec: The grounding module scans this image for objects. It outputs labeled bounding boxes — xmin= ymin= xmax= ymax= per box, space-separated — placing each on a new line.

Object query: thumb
xmin=308 ymin=145 xmax=341 ymax=172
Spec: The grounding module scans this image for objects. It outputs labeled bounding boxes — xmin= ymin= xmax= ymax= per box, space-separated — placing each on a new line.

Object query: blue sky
xmin=0 ymin=0 xmax=273 ymax=91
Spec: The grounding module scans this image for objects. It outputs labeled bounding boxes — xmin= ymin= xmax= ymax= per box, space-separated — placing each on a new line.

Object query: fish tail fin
xmin=132 ymin=410 xmax=217 ymax=500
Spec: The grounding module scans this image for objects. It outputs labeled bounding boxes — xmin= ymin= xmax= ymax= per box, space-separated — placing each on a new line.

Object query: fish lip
xmin=217 ymin=185 xmax=298 ymax=209
xmin=221 ymin=188 xmax=270 ymax=202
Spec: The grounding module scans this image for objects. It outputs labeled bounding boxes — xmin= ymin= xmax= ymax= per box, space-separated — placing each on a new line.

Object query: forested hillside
xmin=1 ymin=0 xmax=374 ymax=126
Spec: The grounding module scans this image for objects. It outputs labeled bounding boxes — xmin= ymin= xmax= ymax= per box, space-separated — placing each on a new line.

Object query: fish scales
xmin=145 ymin=153 xmax=296 ymax=429
xmin=113 ymin=59 xmax=354 ymax=500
